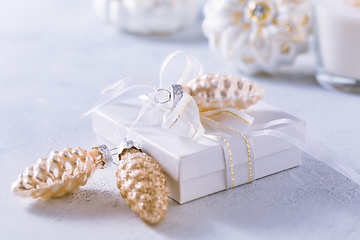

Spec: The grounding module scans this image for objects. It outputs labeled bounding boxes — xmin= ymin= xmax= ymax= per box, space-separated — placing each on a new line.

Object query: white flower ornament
xmin=202 ymin=0 xmax=312 ymax=74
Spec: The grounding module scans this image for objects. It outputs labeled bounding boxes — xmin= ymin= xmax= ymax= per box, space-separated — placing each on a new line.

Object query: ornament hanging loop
xmin=154 ymin=84 xmax=184 ymax=109
xmin=154 ymin=89 xmax=171 ymax=104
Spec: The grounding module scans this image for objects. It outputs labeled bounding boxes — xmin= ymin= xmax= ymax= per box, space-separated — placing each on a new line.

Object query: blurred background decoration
xmin=202 ymin=0 xmax=312 ymax=75
xmin=93 ymin=0 xmax=198 ymax=35
xmin=91 ymin=0 xmax=360 ymax=94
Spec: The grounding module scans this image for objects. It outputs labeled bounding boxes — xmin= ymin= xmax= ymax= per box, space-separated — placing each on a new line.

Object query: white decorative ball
xmin=93 ymin=0 xmax=198 ymax=35
xmin=202 ymin=0 xmax=312 ymax=74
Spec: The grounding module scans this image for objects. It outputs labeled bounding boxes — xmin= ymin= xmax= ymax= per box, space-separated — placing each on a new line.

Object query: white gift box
xmin=93 ymin=98 xmax=304 ymax=204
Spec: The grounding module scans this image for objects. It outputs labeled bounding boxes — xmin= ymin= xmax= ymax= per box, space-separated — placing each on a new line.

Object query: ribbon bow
xmin=86 ymin=51 xmax=206 ymax=141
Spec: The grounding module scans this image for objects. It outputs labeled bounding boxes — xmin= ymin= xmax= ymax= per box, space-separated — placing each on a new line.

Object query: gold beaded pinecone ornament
xmin=183 ymin=73 xmax=266 ymax=112
xmin=11 ymin=145 xmax=112 ymax=199
xmin=116 ymin=147 xmax=169 ymax=224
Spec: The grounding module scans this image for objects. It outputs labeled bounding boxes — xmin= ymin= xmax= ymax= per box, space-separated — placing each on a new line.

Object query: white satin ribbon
xmin=203 ymin=111 xmax=360 ymax=187
xmin=242 ymin=119 xmax=360 ymax=185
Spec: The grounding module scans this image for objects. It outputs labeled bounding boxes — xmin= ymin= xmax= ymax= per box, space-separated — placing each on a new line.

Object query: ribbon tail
xmin=201 ymin=107 xmax=254 ymax=125
xmin=84 ymin=76 xmax=158 ymax=117
xmin=304 ymin=138 xmax=360 ymax=185
xmin=125 ymin=98 xmax=152 ymax=141
xmin=149 ymin=103 xmax=162 ymax=126
xmin=245 ymin=128 xmax=360 ymax=185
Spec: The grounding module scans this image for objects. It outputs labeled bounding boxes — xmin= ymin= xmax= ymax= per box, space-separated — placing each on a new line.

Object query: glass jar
xmin=313 ymin=0 xmax=360 ymax=94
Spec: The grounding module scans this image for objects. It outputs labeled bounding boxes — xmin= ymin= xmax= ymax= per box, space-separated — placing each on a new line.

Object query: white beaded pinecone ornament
xmin=202 ymin=0 xmax=312 ymax=74
xmin=12 ymin=145 xmax=111 ymax=199
xmin=183 ymin=73 xmax=266 ymax=112
xmin=116 ymin=147 xmax=169 ymax=224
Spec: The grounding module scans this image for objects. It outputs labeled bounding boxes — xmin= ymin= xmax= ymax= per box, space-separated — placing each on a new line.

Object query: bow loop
xmin=159 ymin=50 xmax=204 ymax=88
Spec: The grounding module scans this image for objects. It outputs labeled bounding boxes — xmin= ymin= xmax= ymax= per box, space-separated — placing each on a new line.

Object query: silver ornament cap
xmin=115 ymin=139 xmax=141 ymax=165
xmin=95 ymin=144 xmax=113 ymax=169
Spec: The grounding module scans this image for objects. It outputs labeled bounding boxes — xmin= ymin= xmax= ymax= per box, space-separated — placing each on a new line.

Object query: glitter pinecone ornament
xmin=116 ymin=143 xmax=169 ymax=224
xmin=12 ymin=145 xmax=112 ymax=199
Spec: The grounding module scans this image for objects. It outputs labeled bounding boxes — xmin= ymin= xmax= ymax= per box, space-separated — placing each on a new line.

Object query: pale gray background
xmin=1 ymin=0 xmax=360 ymax=239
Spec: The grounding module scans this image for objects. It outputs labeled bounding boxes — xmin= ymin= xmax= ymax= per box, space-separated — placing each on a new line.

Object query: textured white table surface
xmin=1 ymin=0 xmax=360 ymax=239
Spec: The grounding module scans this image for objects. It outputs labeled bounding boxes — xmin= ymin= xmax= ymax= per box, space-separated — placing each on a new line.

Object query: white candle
xmin=314 ymin=0 xmax=360 ymax=80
